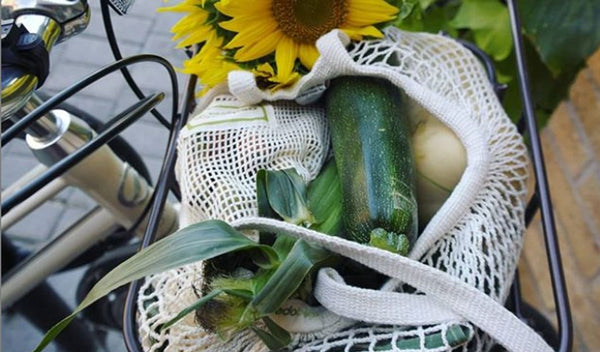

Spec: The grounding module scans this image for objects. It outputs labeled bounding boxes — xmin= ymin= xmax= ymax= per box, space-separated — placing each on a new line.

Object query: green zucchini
xmin=325 ymin=76 xmax=418 ymax=254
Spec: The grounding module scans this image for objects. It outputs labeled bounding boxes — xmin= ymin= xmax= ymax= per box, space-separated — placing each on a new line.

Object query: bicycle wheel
xmin=75 ymin=242 xmax=139 ymax=330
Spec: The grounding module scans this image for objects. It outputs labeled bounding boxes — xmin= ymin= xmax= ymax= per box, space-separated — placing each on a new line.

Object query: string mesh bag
xmin=136 ymin=92 xmax=348 ymax=351
xmin=137 ymin=27 xmax=554 ymax=352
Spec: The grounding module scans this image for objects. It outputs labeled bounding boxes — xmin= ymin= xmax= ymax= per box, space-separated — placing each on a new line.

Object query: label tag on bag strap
xmin=183 ymin=95 xmax=276 ymax=135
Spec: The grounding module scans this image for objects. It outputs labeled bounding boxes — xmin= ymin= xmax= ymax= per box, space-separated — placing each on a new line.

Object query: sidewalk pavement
xmin=2 ymin=1 xmax=188 ymax=351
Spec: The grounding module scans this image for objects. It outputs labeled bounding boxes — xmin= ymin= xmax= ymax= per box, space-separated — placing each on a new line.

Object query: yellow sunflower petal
xmin=234 ymin=30 xmax=284 ymax=62
xmin=275 ymin=36 xmax=299 ymax=79
xmin=215 ymin=0 xmax=271 ymax=17
xmin=270 ymin=73 xmax=301 ymax=90
xmin=223 ymin=20 xmax=280 ymax=49
xmin=341 ymin=26 xmax=384 ymax=41
xmin=298 ymin=44 xmax=320 ymax=69
xmin=253 ymin=62 xmax=276 ymax=77
xmin=345 ymin=1 xmax=397 ymax=27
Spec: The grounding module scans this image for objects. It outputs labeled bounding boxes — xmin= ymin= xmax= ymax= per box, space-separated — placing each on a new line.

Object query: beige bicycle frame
xmin=1 ymin=108 xmax=179 ymax=308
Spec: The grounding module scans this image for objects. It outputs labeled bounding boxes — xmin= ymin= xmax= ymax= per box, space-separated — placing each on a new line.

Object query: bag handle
xmin=314 ymin=268 xmax=460 ymax=325
xmin=233 ymin=217 xmax=553 ymax=352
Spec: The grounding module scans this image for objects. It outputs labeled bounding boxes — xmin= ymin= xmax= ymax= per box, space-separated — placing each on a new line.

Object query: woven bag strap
xmin=233 ymin=218 xmax=553 ymax=352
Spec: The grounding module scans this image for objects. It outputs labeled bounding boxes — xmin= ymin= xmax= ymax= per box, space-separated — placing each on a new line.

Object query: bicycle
xmin=1 ymin=1 xmax=191 ymax=350
xmin=1 ymin=0 xmax=573 ymax=351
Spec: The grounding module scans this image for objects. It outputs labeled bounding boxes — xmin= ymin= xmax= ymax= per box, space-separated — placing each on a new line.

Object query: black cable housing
xmin=100 ymin=0 xmax=172 ymax=130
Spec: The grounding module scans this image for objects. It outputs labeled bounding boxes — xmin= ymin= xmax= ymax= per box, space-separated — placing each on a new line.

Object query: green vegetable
xmin=325 ymin=76 xmax=418 ymax=253
xmin=369 ymin=228 xmax=410 ymax=255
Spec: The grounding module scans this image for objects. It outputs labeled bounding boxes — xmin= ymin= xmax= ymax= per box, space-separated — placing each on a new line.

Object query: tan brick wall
xmin=519 ymin=49 xmax=600 ymax=351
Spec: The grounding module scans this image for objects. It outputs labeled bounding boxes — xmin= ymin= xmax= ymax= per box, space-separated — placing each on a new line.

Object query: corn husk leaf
xmin=256 ymin=169 xmax=280 ymax=221
xmin=160 ymin=288 xmax=254 ymax=331
xmin=272 ymin=234 xmax=297 ymax=260
xmin=32 ymin=220 xmax=276 ymax=352
xmin=247 ymin=240 xmax=331 ymax=317
xmin=251 ymin=317 xmax=292 ymax=350
xmin=306 ymin=159 xmax=343 ymax=236
xmin=265 ymin=169 xmax=313 ymax=225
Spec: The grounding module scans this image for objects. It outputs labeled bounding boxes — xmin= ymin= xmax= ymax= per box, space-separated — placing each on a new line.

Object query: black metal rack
xmin=119 ymin=0 xmax=568 ymax=350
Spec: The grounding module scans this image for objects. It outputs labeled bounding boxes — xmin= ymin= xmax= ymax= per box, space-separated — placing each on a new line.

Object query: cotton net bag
xmin=137 ymin=27 xmax=552 ymax=352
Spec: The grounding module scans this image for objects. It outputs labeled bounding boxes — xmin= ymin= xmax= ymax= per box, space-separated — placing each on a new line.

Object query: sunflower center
xmin=272 ymin=0 xmax=346 ymax=43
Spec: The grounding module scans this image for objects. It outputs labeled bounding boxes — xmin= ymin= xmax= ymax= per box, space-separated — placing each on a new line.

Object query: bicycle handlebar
xmin=1 ymin=0 xmax=90 ymax=121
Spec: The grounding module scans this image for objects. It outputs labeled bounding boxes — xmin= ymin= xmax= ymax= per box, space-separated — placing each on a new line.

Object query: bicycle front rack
xmin=122 ymin=0 xmax=573 ymax=350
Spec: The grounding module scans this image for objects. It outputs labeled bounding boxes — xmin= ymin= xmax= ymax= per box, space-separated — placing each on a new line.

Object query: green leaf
xmin=519 ymin=0 xmax=600 ymax=77
xmin=248 ymin=246 xmax=280 ymax=270
xmin=160 ymin=288 xmax=255 ymax=332
xmin=161 ymin=290 xmax=224 ymax=331
xmin=265 ymin=169 xmax=313 ymax=225
xmin=450 ymin=0 xmax=513 ymax=61
xmin=32 ymin=220 xmax=275 ymax=352
xmin=418 ymin=0 xmax=436 ymax=10
xmin=282 ymin=169 xmax=307 ymax=200
xmin=248 ymin=240 xmax=331 ymax=316
xmin=272 ymin=234 xmax=298 ymax=260
xmin=256 ymin=169 xmax=278 ymax=245
xmin=306 ymin=159 xmax=343 ymax=236
xmin=250 ymin=317 xmax=292 ymax=350
xmin=395 ymin=4 xmax=459 ymax=36
xmin=397 ymin=0 xmax=418 ymax=21
xmin=256 ymin=169 xmax=279 ymax=220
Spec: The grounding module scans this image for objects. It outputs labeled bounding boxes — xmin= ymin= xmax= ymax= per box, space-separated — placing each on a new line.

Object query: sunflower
xmin=182 ymin=34 xmax=241 ymax=94
xmin=160 ymin=0 xmax=239 ymax=92
xmin=215 ymin=0 xmax=398 ymax=84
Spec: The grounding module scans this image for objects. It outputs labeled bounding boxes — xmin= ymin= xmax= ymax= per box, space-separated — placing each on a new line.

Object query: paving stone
xmin=541 ymin=129 xmax=600 ymax=279
xmin=59 ymin=35 xmax=141 ymax=67
xmin=42 ymin=62 xmax=128 ymax=100
xmin=67 ymin=188 xmax=98 ymax=210
xmin=83 ymin=6 xmax=154 ymax=45
xmin=4 ymin=201 xmax=64 ymax=243
xmin=51 ymin=206 xmax=95 ymax=237
xmin=587 ymin=48 xmax=600 ymax=88
xmin=37 ymin=88 xmax=117 ymax=123
xmin=3 ymin=138 xmax=33 ymax=157
xmin=48 ymin=41 xmax=68 ymax=63
xmin=119 ymin=119 xmax=170 ymax=159
xmin=144 ymin=157 xmax=169 ymax=186
xmin=1 ymin=154 xmax=41 ymax=189
xmin=130 ymin=34 xmax=189 ymax=89
xmin=105 ymin=330 xmax=128 ymax=352
xmin=521 ymin=214 xmax=556 ymax=312
xmin=544 ymin=139 xmax=600 ymax=278
xmin=517 ymin=258 xmax=546 ymax=313
xmin=128 ymin=0 xmax=168 ymax=18
xmin=576 ymin=166 xmax=600 ymax=241
xmin=1 ymin=313 xmax=58 ymax=352
xmin=547 ymin=102 xmax=592 ymax=179
xmin=113 ymin=89 xmax=183 ymax=123
xmin=556 ymin=224 xmax=600 ymax=351
xmin=569 ymin=69 xmax=600 ymax=158
xmin=51 ymin=187 xmax=75 ymax=204
xmin=523 ymin=211 xmax=600 ymax=350
xmin=122 ymin=61 xmax=185 ymax=96
xmin=150 ymin=8 xmax=182 ymax=36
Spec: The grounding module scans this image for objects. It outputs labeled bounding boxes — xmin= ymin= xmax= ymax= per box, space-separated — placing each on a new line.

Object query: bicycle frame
xmin=2 ymin=93 xmax=179 ymax=308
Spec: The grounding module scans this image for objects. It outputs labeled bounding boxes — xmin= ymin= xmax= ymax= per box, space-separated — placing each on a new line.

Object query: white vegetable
xmin=409 ymin=103 xmax=467 ymax=227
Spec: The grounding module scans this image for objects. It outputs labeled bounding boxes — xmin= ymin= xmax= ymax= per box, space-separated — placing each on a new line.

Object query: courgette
xmin=325 ymin=76 xmax=418 ymax=253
